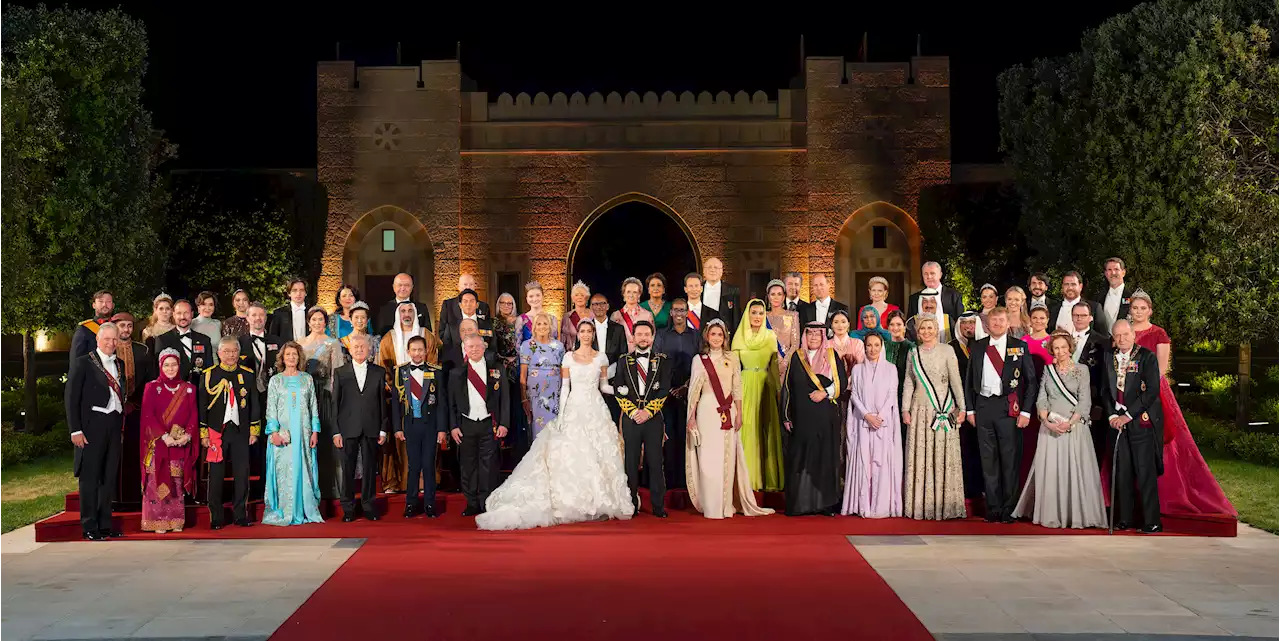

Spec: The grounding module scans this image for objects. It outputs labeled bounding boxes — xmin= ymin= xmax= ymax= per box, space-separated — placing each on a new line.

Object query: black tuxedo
xmin=238 ymin=333 xmax=282 ymax=397
xmin=1101 ymin=346 xmax=1163 ymax=528
xmin=65 ymin=351 xmax=128 ymax=534
xmin=963 ymin=335 xmax=1039 ymax=520
xmin=154 ymin=328 xmax=214 ymax=385
xmin=907 ymin=287 xmax=964 ymax=321
xmin=612 ymin=349 xmax=674 ymax=512
xmin=441 ymin=313 xmax=495 ymax=350
xmin=267 ymin=304 xmax=307 ymax=342
xmin=702 ymin=282 xmax=741 ymax=335
xmin=377 ymin=299 xmax=433 ymax=336
xmin=798 ymin=298 xmax=851 ymax=328
xmin=1071 ymin=329 xmax=1111 ymax=456
xmin=682 ymin=304 xmax=721 ymax=334
xmin=197 ymin=364 xmax=262 ymax=526
xmin=1049 ymin=299 xmax=1109 ymax=337
xmin=333 ymin=362 xmax=391 ymax=517
xmin=1092 ymin=285 xmax=1135 ymax=330
xmin=439 ymin=296 xmax=492 ymax=341
xmin=1026 ymin=294 xmax=1059 ymax=315
xmin=448 ymin=353 xmax=509 ymax=511
xmin=589 ymin=317 xmax=628 ymax=421
xmin=390 ymin=362 xmax=449 ymax=510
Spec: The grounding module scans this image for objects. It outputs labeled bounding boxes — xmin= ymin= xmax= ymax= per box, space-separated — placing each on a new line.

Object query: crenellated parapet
xmin=477 ymin=90 xmax=781 ymax=121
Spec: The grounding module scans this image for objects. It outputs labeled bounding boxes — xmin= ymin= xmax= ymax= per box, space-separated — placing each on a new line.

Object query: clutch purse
xmin=169 ymin=425 xmax=187 ymax=440
xmin=688 ymin=427 xmax=700 ymax=448
xmin=278 ymin=431 xmax=291 ymax=445
xmin=1048 ymin=411 xmax=1073 ymax=433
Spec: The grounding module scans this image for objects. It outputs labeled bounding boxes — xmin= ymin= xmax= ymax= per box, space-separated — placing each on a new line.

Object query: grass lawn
xmin=1 ymin=451 xmax=75 ymax=534
xmin=1204 ymin=449 xmax=1278 ymax=534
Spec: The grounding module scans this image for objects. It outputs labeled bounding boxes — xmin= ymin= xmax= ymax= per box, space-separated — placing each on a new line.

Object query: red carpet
xmin=269 ymin=532 xmax=933 ymax=641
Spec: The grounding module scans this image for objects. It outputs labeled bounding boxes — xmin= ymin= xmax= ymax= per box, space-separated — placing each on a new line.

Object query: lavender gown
xmin=843 ymin=356 xmax=903 ymax=517
xmin=519 ymin=338 xmax=565 ymax=441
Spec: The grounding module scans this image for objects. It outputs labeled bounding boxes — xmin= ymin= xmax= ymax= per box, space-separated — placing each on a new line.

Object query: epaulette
xmin=80 ymin=319 xmax=101 ymax=331
xmin=239 ymin=365 xmax=253 ymax=373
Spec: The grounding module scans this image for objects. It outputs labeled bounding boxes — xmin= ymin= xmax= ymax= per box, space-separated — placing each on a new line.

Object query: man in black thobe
xmin=613 ymin=320 xmax=672 ymax=517
xmin=198 ymin=337 xmax=261 ymax=529
xmin=654 ymin=300 xmax=700 ymax=491
xmin=1103 ymin=320 xmax=1164 ymax=533
xmin=448 ymin=334 xmax=509 ymax=516
xmin=332 ymin=333 xmax=391 ymax=521
xmin=780 ymin=322 xmax=848 ymax=516
xmin=964 ymin=307 xmax=1038 ymax=523
xmin=66 ymin=322 xmax=128 ymax=540
xmin=391 ymin=336 xmax=449 ymax=518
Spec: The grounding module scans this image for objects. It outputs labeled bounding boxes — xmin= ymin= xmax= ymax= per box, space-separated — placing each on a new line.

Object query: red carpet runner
xmin=269 ymin=530 xmax=933 ymax=641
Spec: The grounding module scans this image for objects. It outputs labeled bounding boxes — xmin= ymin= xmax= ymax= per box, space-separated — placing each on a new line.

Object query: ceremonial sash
xmin=699 ymin=355 xmax=733 ymax=430
xmin=985 ymin=344 xmax=1019 ymax=417
xmin=635 ymin=358 xmax=649 ymax=385
xmin=797 ymin=348 xmax=840 ymax=405
xmin=764 ymin=317 xmax=785 ymax=360
xmin=568 ymin=310 xmax=582 ymax=331
xmin=466 ymin=364 xmax=488 ymax=402
xmin=619 ymin=309 xmax=637 ymax=336
xmin=911 ymin=351 xmax=954 ymax=432
xmin=688 ymin=308 xmax=701 ymax=330
xmin=1045 ymin=364 xmax=1078 ymax=409
xmin=91 ymin=354 xmax=125 ymax=410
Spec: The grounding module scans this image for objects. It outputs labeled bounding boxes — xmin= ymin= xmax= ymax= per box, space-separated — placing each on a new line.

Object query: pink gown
xmin=1019 ymin=334 xmax=1053 ymax=486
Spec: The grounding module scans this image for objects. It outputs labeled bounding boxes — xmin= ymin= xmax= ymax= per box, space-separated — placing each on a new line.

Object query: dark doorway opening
xmin=570 ymin=201 xmax=698 ymax=312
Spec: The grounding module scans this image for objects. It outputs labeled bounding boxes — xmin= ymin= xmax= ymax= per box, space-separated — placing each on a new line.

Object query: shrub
xmin=1267 ymin=365 xmax=1279 ymax=385
xmin=0 ymin=376 xmax=68 ymax=431
xmin=1188 ymin=340 xmax=1226 ymax=354
xmin=1185 ymin=413 xmax=1278 ymax=466
xmin=1193 ymin=371 xmax=1236 ymax=395
xmin=1 ymin=422 xmax=71 ymax=467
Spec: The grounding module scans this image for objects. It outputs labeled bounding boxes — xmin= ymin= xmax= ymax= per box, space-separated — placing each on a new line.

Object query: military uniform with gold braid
xmin=198 ymin=362 xmax=262 ymax=528
xmin=391 ymin=359 xmax=449 ymax=517
xmin=612 ymin=339 xmax=673 ymax=515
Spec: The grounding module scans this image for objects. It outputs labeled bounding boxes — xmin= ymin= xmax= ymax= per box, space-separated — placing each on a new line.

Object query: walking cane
xmin=1108 ymin=426 xmax=1121 ymax=535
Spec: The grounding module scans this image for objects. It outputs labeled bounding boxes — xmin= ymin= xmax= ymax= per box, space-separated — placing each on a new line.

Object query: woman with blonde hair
xmin=1003 ymin=286 xmax=1031 ymax=339
xmin=516 ymin=280 xmax=559 ymax=344
xmin=866 ymin=276 xmax=901 ymax=320
xmin=520 ymin=311 xmax=566 ymax=441
xmin=900 ymin=315 xmax=966 ymax=520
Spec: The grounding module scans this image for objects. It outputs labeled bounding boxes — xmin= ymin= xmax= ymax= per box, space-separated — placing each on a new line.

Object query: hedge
xmin=1 ymin=423 xmax=72 ymax=468
xmin=1186 ymin=413 xmax=1278 ymax=467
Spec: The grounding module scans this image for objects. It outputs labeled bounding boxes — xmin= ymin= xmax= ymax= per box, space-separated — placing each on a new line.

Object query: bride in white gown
xmin=477 ymin=321 xmax=634 ymax=530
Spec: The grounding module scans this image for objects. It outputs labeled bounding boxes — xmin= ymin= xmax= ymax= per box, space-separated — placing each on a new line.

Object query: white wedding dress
xmin=476 ymin=351 xmax=634 ymax=530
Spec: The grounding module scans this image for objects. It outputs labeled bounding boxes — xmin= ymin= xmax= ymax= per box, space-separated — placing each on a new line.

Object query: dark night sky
xmin=38 ymin=4 xmax=1143 ymax=170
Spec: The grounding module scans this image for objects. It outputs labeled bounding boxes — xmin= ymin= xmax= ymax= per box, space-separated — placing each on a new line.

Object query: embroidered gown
xmin=901 ymin=344 xmax=967 ymax=520
xmin=262 ymin=373 xmax=324 ymax=526
xmin=139 ymin=379 xmax=199 ymax=532
xmin=520 ymin=338 xmax=566 ymax=441
xmin=734 ymin=328 xmax=783 ymax=492
xmin=686 ymin=350 xmax=774 ymax=519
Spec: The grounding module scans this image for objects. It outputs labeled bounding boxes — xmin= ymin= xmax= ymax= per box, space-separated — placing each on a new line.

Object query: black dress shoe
xmin=210 ymin=523 xmax=224 ymax=531
xmin=652 ymin=508 xmax=668 ymax=518
xmin=1114 ymin=521 xmax=1131 ymax=531
xmin=424 ymin=505 xmax=438 ymax=519
xmin=82 ymin=531 xmax=106 ymax=541
xmin=984 ymin=514 xmax=999 ymax=523
xmin=632 ymin=507 xmax=640 ymax=517
xmin=367 ymin=514 xmax=381 ymax=521
xmin=234 ymin=519 xmax=252 ymax=527
xmin=1001 ymin=516 xmax=1016 ymax=524
xmin=1140 ymin=524 xmax=1163 ymax=534
xmin=820 ymin=508 xmax=839 ymax=517
xmin=98 ymin=529 xmax=124 ymax=538
xmin=461 ymin=507 xmax=482 ymax=517
xmin=403 ymin=505 xmax=420 ymax=518
xmin=342 ymin=514 xmax=355 ymax=523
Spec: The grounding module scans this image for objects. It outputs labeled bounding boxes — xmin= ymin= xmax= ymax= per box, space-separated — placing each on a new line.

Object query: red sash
xmin=619 ymin=308 xmax=637 ymax=335
xmin=699 ymin=355 xmax=733 ymax=430
xmin=466 ymin=363 xmax=488 ymax=402
xmin=568 ymin=310 xmax=582 ymax=330
xmin=688 ymin=308 xmax=701 ymax=330
xmin=94 ymin=355 xmax=124 ymax=410
xmin=985 ymin=344 xmax=1019 ymax=417
xmin=409 ymin=373 xmax=424 ymax=400
xmin=635 ymin=359 xmax=648 ymax=385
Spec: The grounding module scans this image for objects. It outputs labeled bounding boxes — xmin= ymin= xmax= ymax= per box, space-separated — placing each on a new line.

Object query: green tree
xmin=2 ymin=5 xmax=172 ymax=432
xmin=999 ymin=0 xmax=1277 ymax=425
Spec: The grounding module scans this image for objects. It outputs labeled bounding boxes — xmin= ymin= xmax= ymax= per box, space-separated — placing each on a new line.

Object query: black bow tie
xmin=253 ymin=335 xmax=265 ymax=343
xmin=635 ymin=351 xmax=650 ymax=358
xmin=408 ymin=363 xmax=427 ymax=371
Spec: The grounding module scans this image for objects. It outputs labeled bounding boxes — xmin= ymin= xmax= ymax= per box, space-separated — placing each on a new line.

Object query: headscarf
xmin=110 ymin=312 xmax=138 ymax=393
xmin=850 ymin=305 xmax=891 ymax=343
xmin=802 ymin=321 xmax=834 ymax=378
xmin=392 ymin=301 xmax=422 ymax=366
xmin=731 ymin=299 xmax=777 ymax=353
xmin=954 ymin=311 xmax=979 ymax=357
xmin=155 ymin=348 xmax=182 ymax=384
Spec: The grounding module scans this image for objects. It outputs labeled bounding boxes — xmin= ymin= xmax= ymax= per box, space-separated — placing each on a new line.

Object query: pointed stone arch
xmin=834 ymin=201 xmax=922 ymax=312
xmin=320 ymin=205 xmax=436 ymax=315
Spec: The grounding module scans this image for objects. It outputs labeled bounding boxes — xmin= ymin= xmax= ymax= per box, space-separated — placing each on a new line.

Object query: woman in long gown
xmin=327 ymin=285 xmax=359 ymax=340
xmin=139 ymin=349 xmax=199 ymax=533
xmin=639 ymin=272 xmax=673 ymax=330
xmin=561 ymin=281 xmax=592 ymax=348
xmin=1002 ymin=286 xmax=1031 ymax=339
xmin=1128 ymin=290 xmax=1235 ymax=516
xmin=974 ymin=284 xmax=1000 ymax=339
xmin=494 ymin=293 xmax=529 ymax=455
xmin=1012 ymin=332 xmax=1106 ymax=528
xmin=732 ymin=299 xmax=783 ymax=492
xmin=901 ymin=315 xmax=967 ymax=520
xmin=262 ymin=342 xmax=324 ymax=526
xmin=477 ymin=321 xmax=633 ymax=530
xmin=1019 ymin=306 xmax=1054 ymax=486
xmin=686 ymin=320 xmax=775 ymax=519
xmin=299 ymin=307 xmax=346 ymax=500
xmin=612 ymin=278 xmax=655 ymax=352
xmin=515 ymin=281 xmax=560 ymax=343
xmin=843 ymin=334 xmax=903 ymax=517
xmin=520 ymin=312 xmax=565 ymax=441
xmin=142 ymin=293 xmax=175 ymax=349
xmin=884 ymin=310 xmax=915 ymax=450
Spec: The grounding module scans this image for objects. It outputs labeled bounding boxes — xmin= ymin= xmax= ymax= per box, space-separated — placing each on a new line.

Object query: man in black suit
xmin=376 ymin=272 xmax=434 ymax=336
xmin=238 ymin=302 xmax=280 ymax=481
xmin=441 ymin=289 xmax=492 ymax=349
xmin=588 ymin=293 xmax=628 ymax=421
xmin=155 ymin=300 xmax=214 ymax=384
xmin=390 ymin=335 xmax=449 ymax=518
xmin=798 ymin=273 xmax=850 ymax=327
xmin=1065 ymin=301 xmax=1111 ymax=458
xmin=700 ymin=257 xmax=741 ymax=334
xmin=681 ymin=273 xmax=721 ymax=333
xmin=198 ymin=336 xmax=261 ymax=529
xmin=109 ymin=313 xmax=153 ymax=506
xmin=70 ymin=290 xmax=116 ymax=363
xmin=448 ymin=334 xmax=510 ymax=516
xmin=963 ymin=307 xmax=1039 ymax=523
xmin=332 ymin=333 xmax=391 ymax=521
xmin=1102 ymin=320 xmax=1163 ymax=533
xmin=908 ymin=261 xmax=964 ymax=323
xmin=438 ymin=274 xmax=492 ymax=343
xmin=1050 ymin=271 xmax=1108 ymax=336
xmin=267 ymin=278 xmax=309 ymax=342
xmin=1027 ymin=272 xmax=1058 ymax=311
xmin=612 ymin=320 xmax=673 ymax=518
xmin=1093 ymin=257 xmax=1134 ymax=331
xmin=66 ymin=322 xmax=128 ymax=540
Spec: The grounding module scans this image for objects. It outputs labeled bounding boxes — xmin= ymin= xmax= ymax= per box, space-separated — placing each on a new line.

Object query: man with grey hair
xmin=1102 ymin=319 xmax=1162 ymax=533
xmin=66 ymin=321 xmax=127 ymax=539
xmin=449 ymin=333 xmax=509 ymax=516
xmin=332 ymin=331 xmax=391 ymax=521
xmin=700 ymin=257 xmax=741 ymax=332
xmin=908 ymin=261 xmax=963 ymax=334
xmin=199 ymin=335 xmax=261 ymax=529
xmin=782 ymin=272 xmax=804 ymax=312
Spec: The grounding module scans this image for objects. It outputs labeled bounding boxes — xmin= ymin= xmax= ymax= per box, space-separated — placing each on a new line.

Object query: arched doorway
xmin=342 ymin=206 xmax=434 ymax=316
xmin=835 ymin=201 xmax=921 ymax=313
xmin=568 ymin=194 xmax=700 ymax=312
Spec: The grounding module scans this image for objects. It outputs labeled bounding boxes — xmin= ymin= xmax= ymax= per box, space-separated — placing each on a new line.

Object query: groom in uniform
xmin=612 ymin=320 xmax=672 ymax=518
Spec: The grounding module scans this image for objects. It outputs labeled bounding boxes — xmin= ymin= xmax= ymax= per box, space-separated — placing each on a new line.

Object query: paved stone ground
xmin=1 ymin=527 xmax=358 ymax=641
xmin=3 ymin=524 xmax=1276 ymax=640
xmin=853 ymin=525 xmax=1279 ymax=639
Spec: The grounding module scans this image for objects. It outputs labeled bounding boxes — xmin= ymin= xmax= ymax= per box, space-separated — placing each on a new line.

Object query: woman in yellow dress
xmin=732 ymin=299 xmax=784 ymax=491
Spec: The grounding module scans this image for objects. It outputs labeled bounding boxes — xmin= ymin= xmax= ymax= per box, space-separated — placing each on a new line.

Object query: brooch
xmin=429 ymin=383 xmax=436 ymax=393
xmin=727 ymin=301 xmax=734 ymax=309
xmin=653 ymin=381 xmax=661 ymax=390
xmin=1014 ymin=368 xmax=1021 ymax=378
xmin=1141 ymin=412 xmax=1150 ymax=422
xmin=618 ymin=385 xmax=629 ymax=395
xmin=240 ymin=387 xmax=247 ymax=397
xmin=1010 ymin=379 xmax=1019 ymax=388
xmin=492 ymin=381 xmax=499 ymax=391
xmin=195 ymin=357 xmax=204 ymax=368
xmin=194 ymin=345 xmax=205 ymax=353
xmin=1140 ymin=381 xmax=1146 ymax=392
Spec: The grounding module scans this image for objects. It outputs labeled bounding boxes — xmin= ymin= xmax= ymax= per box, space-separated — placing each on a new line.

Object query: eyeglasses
xmin=590 ymin=301 xmax=609 ymax=306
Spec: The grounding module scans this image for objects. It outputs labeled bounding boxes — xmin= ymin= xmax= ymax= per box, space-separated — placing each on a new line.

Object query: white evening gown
xmin=476 ymin=351 xmax=634 ymax=530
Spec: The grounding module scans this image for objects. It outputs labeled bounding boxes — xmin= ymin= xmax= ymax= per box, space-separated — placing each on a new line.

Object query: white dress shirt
xmin=1103 ymin=284 xmax=1125 ymax=329
xmin=177 ymin=328 xmax=194 ymax=355
xmin=785 ymin=297 xmax=801 ymax=312
xmin=222 ymin=370 xmax=241 ymax=426
xmin=980 ymin=335 xmax=1007 ymax=397
xmin=594 ymin=318 xmax=616 ymax=378
xmin=352 ymin=361 xmax=386 ymax=437
xmin=291 ymin=303 xmax=306 ymax=340
xmin=409 ymin=364 xmax=425 ymax=388
xmin=1072 ymin=329 xmax=1090 ymax=362
xmin=813 ymin=297 xmax=832 ymax=325
xmin=633 ymin=351 xmax=651 ymax=396
xmin=1030 ymin=295 xmax=1048 ymax=308
xmin=805 ymin=349 xmax=837 ymax=396
xmin=703 ymin=281 xmax=722 ymax=311
xmin=1056 ymin=298 xmax=1081 ymax=332
xmin=465 ymin=358 xmax=490 ymax=421
xmin=87 ymin=349 xmax=123 ymax=414
xmin=1112 ymin=351 xmax=1131 ymax=416
xmin=687 ymin=302 xmax=705 ymax=323
xmin=249 ymin=330 xmax=266 ymax=364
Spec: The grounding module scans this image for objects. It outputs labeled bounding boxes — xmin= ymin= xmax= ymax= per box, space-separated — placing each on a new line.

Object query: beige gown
xmin=901 ymin=343 xmax=967 ymax=520
xmin=686 ymin=350 xmax=774 ymax=519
